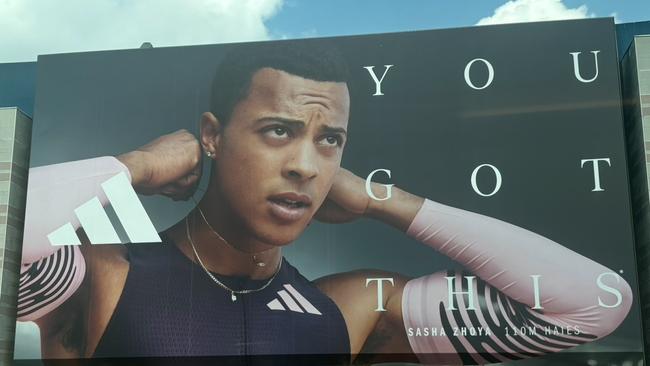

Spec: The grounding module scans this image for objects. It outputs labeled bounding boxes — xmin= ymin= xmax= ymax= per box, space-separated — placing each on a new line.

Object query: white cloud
xmin=0 ymin=0 xmax=284 ymax=63
xmin=477 ymin=0 xmax=594 ymax=26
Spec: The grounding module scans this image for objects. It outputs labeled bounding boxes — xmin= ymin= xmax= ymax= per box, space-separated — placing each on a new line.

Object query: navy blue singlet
xmin=92 ymin=235 xmax=350 ymax=361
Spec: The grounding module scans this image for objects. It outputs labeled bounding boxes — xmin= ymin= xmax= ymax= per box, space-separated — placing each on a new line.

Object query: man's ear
xmin=200 ymin=112 xmax=223 ymax=158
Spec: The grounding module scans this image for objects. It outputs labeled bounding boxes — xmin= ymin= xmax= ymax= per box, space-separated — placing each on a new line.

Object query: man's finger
xmin=172 ymin=183 xmax=199 ymax=201
xmin=191 ymin=161 xmax=202 ymax=177
xmin=159 ymin=184 xmax=179 ymax=197
xmin=177 ymin=173 xmax=199 ymax=188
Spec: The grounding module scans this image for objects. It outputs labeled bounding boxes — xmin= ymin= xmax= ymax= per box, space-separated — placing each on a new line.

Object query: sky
xmin=0 ymin=0 xmax=648 ymax=63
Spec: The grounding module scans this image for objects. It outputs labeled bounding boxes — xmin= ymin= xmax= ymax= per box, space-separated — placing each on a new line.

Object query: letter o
xmin=464 ymin=58 xmax=494 ymax=90
xmin=471 ymin=164 xmax=502 ymax=197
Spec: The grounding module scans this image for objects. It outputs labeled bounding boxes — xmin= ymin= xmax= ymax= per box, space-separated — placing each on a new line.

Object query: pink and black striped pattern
xmin=17 ymin=245 xmax=86 ymax=322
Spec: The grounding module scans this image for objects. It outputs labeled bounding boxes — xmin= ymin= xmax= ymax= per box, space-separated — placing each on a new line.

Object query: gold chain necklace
xmin=195 ymin=204 xmax=272 ymax=267
xmin=185 ymin=216 xmax=282 ymax=301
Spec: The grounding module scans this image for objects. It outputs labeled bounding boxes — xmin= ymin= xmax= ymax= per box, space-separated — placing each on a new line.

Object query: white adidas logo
xmin=267 ymin=284 xmax=322 ymax=315
xmin=47 ymin=172 xmax=161 ymax=246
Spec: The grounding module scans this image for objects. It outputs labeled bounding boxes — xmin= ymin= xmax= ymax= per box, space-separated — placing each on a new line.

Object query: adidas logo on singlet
xmin=47 ymin=172 xmax=161 ymax=246
xmin=267 ymin=284 xmax=322 ymax=315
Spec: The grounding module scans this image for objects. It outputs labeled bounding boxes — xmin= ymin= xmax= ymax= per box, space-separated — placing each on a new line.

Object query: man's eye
xmin=264 ymin=126 xmax=290 ymax=138
xmin=273 ymin=127 xmax=288 ymax=136
xmin=320 ymin=135 xmax=342 ymax=147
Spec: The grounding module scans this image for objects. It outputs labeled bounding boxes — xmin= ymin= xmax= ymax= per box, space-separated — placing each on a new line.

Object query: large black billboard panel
xmin=14 ymin=18 xmax=643 ymax=365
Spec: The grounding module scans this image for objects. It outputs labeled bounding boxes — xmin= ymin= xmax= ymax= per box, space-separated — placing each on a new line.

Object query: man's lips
xmin=267 ymin=192 xmax=312 ymax=222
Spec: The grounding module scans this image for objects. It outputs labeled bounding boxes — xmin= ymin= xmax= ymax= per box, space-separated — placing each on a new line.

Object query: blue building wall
xmin=0 ymin=62 xmax=36 ymax=117
xmin=617 ymin=21 xmax=650 ymax=58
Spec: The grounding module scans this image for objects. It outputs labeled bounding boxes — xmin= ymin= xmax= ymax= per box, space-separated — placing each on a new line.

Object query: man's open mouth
xmin=268 ymin=192 xmax=312 ymax=207
xmin=267 ymin=192 xmax=313 ymax=222
xmin=269 ymin=197 xmax=308 ymax=208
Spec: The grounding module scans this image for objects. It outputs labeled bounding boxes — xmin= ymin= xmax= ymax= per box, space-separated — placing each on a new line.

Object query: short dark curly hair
xmin=209 ymin=40 xmax=349 ymax=124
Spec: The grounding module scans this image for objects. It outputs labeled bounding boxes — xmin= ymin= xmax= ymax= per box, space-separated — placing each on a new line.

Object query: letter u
xmin=570 ymin=50 xmax=600 ymax=83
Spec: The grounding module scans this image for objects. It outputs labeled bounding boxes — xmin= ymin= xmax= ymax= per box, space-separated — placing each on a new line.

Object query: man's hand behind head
xmin=117 ymin=129 xmax=201 ymax=201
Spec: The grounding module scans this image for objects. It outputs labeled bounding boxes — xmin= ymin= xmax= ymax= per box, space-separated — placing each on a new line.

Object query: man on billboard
xmin=17 ymin=42 xmax=633 ymax=365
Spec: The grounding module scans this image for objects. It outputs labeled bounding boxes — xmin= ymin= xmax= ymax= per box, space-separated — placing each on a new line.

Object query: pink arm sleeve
xmin=21 ymin=156 xmax=131 ymax=263
xmin=18 ymin=156 xmax=130 ymax=321
xmin=401 ymin=199 xmax=633 ymax=365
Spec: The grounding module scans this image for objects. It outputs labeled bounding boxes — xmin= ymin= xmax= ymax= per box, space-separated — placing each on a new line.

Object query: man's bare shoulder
xmin=314 ymin=268 xmax=411 ymax=328
xmin=33 ymin=262 xmax=90 ymax=358
xmin=78 ymin=241 xmax=130 ymax=357
xmin=34 ymin=239 xmax=130 ymax=358
xmin=314 ymin=269 xmax=408 ymax=296
xmin=313 ymin=269 xmax=412 ymax=356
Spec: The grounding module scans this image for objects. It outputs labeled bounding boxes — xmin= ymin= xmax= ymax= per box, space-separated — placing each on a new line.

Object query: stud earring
xmin=205 ymin=151 xmax=213 ymax=158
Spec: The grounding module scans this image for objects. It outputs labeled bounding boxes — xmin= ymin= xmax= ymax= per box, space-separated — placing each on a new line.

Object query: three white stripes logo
xmin=267 ymin=284 xmax=322 ymax=315
xmin=47 ymin=172 xmax=161 ymax=245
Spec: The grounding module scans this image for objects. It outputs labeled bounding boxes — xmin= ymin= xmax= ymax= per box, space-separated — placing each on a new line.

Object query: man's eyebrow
xmin=320 ymin=125 xmax=347 ymax=136
xmin=255 ymin=117 xmax=347 ymax=135
xmin=255 ymin=117 xmax=305 ymax=128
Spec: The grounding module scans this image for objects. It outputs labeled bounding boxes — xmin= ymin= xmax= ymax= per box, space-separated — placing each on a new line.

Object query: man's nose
xmin=283 ymin=142 xmax=319 ymax=181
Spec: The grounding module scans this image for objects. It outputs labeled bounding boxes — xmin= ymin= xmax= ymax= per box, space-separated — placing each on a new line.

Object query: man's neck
xmin=169 ymin=209 xmax=282 ymax=280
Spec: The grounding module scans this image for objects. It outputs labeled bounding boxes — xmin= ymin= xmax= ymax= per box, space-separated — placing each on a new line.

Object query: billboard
xmin=14 ymin=18 xmax=643 ymax=365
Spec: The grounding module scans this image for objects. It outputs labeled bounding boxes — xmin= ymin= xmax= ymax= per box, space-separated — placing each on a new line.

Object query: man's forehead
xmin=248 ymin=68 xmax=350 ymax=111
